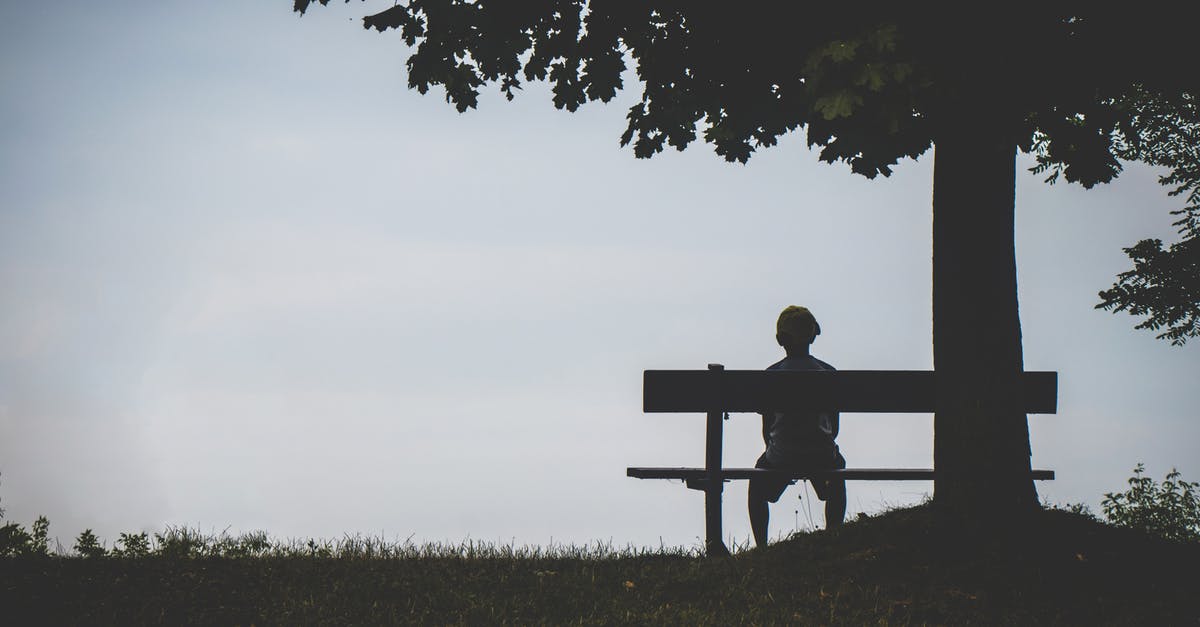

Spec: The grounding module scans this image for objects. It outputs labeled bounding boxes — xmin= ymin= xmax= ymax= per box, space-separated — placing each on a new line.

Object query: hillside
xmin=1 ymin=505 xmax=1196 ymax=624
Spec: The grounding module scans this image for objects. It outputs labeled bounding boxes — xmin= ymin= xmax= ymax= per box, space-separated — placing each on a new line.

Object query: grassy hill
xmin=2 ymin=504 xmax=1196 ymax=625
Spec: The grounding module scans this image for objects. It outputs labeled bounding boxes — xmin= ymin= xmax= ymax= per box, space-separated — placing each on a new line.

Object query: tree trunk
xmin=931 ymin=108 xmax=1038 ymax=517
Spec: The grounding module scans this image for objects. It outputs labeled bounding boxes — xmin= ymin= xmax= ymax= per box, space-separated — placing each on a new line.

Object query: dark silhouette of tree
xmin=294 ymin=2 xmax=1196 ymax=516
xmin=1082 ymin=89 xmax=1200 ymax=345
xmin=1098 ymin=236 xmax=1199 ymax=345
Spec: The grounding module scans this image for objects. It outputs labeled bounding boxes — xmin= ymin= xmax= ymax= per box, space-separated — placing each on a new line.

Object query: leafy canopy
xmin=295 ymin=2 xmax=1199 ymax=342
xmin=1090 ymin=90 xmax=1200 ymax=345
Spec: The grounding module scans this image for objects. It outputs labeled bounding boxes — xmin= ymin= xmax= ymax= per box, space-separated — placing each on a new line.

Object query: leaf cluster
xmin=295 ymin=4 xmax=1192 ymax=178
xmin=1097 ymin=236 xmax=1199 ymax=344
xmin=1090 ymin=89 xmax=1200 ymax=344
xmin=73 ymin=529 xmax=105 ymax=559
xmin=0 ymin=515 xmax=51 ymax=558
xmin=294 ymin=3 xmax=1199 ymax=343
xmin=1102 ymin=463 xmax=1200 ymax=543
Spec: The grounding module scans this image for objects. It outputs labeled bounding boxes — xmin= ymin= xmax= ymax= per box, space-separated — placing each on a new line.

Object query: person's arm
xmin=824 ymin=361 xmax=839 ymax=439
xmin=761 ymin=413 xmax=772 ymax=447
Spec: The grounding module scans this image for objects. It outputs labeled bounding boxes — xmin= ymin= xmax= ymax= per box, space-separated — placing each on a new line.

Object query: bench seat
xmin=627 ymin=467 xmax=1056 ymax=481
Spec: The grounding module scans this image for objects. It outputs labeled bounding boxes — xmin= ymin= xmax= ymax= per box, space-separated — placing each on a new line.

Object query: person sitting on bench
xmin=749 ymin=305 xmax=848 ymax=547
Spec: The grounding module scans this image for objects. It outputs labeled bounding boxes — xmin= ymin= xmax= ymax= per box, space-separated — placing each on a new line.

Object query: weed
xmin=1044 ymin=500 xmax=1100 ymax=520
xmin=112 ymin=532 xmax=151 ymax=557
xmin=73 ymin=529 xmax=106 ymax=558
xmin=29 ymin=516 xmax=50 ymax=555
xmin=0 ymin=521 xmax=33 ymax=557
xmin=1102 ymin=463 xmax=1200 ymax=542
xmin=0 ymin=515 xmax=50 ymax=558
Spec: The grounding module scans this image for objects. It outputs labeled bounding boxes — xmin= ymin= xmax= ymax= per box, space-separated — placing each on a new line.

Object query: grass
xmin=2 ymin=504 xmax=1197 ymax=625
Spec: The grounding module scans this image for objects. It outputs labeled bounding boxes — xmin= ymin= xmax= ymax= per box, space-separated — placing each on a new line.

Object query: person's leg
xmin=748 ymin=453 xmax=785 ymax=548
xmin=824 ymin=479 xmax=847 ymax=529
xmin=824 ymin=449 xmax=847 ymax=529
xmin=748 ymin=483 xmax=770 ymax=547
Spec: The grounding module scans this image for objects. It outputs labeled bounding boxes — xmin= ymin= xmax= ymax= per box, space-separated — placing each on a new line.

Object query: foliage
xmin=73 ymin=529 xmax=106 ymax=558
xmin=0 ymin=516 xmax=51 ymax=558
xmin=292 ymin=3 xmax=1188 ymax=179
xmin=1102 ymin=464 xmax=1200 ymax=542
xmin=1046 ymin=501 xmax=1099 ymax=520
xmin=29 ymin=515 xmax=50 ymax=555
xmin=153 ymin=526 xmax=208 ymax=559
xmin=1034 ymin=87 xmax=1200 ymax=345
xmin=0 ymin=522 xmax=33 ymax=557
xmin=112 ymin=532 xmax=152 ymax=558
xmin=293 ymin=2 xmax=1198 ymax=345
xmin=291 ymin=5 xmax=1182 ymax=170
xmin=1091 ymin=90 xmax=1200 ymax=344
xmin=1097 ymin=237 xmax=1200 ymax=344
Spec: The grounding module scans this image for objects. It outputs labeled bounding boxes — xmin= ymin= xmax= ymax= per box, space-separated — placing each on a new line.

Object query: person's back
xmin=763 ymin=353 xmax=839 ymax=466
xmin=748 ymin=306 xmax=847 ymax=547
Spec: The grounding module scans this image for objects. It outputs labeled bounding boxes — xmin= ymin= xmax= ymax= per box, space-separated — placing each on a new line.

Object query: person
xmin=749 ymin=305 xmax=847 ymax=547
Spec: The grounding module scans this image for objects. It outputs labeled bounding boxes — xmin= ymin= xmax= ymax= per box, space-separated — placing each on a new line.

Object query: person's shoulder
xmin=812 ymin=356 xmax=836 ymax=371
xmin=766 ymin=357 xmax=789 ymax=371
xmin=766 ymin=355 xmax=835 ymax=371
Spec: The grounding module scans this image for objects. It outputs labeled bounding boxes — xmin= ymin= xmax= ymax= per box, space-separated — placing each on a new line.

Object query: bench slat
xmin=643 ymin=370 xmax=1057 ymax=414
xmin=627 ymin=467 xmax=1056 ymax=481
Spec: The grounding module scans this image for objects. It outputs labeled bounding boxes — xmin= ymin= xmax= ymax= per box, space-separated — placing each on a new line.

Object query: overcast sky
xmin=2 ymin=2 xmax=1196 ymax=550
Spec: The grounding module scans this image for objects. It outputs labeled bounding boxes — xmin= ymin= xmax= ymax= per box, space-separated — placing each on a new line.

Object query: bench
xmin=627 ymin=364 xmax=1058 ymax=555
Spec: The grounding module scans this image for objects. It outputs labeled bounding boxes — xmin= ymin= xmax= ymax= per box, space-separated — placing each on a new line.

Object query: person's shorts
xmin=749 ymin=449 xmax=847 ymax=503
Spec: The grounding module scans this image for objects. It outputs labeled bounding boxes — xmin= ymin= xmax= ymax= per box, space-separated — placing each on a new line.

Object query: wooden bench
xmin=627 ymin=364 xmax=1058 ymax=555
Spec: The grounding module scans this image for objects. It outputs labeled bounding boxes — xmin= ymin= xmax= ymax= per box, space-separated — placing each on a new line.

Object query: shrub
xmin=29 ymin=516 xmax=50 ymax=555
xmin=154 ymin=527 xmax=203 ymax=558
xmin=74 ymin=529 xmax=106 ymax=558
xmin=0 ymin=515 xmax=52 ymax=557
xmin=0 ymin=521 xmax=33 ymax=557
xmin=1047 ymin=501 xmax=1099 ymax=520
xmin=1102 ymin=464 xmax=1200 ymax=542
xmin=112 ymin=532 xmax=151 ymax=558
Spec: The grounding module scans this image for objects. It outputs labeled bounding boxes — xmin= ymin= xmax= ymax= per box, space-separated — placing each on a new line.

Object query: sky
xmin=1 ymin=2 xmax=1196 ymax=550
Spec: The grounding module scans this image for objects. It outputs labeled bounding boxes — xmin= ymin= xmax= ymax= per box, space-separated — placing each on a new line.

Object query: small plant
xmin=214 ymin=529 xmax=273 ymax=558
xmin=155 ymin=526 xmax=206 ymax=558
xmin=306 ymin=538 xmax=334 ymax=558
xmin=1046 ymin=501 xmax=1099 ymax=520
xmin=1102 ymin=463 xmax=1200 ymax=542
xmin=74 ymin=529 xmax=106 ymax=558
xmin=0 ymin=521 xmax=33 ymax=557
xmin=0 ymin=515 xmax=52 ymax=557
xmin=29 ymin=516 xmax=51 ymax=555
xmin=112 ymin=532 xmax=151 ymax=557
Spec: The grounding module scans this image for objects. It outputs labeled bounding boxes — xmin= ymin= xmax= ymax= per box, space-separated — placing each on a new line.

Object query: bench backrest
xmin=643 ymin=370 xmax=1057 ymax=414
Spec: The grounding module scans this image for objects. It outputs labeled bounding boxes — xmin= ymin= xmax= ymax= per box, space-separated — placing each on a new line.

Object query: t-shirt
xmin=762 ymin=354 xmax=840 ymax=466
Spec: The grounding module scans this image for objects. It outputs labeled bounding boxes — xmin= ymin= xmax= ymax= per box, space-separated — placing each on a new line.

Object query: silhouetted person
xmin=749 ymin=305 xmax=847 ymax=547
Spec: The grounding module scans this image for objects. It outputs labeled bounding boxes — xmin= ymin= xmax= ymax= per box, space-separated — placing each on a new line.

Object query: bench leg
xmin=704 ymin=365 xmax=731 ymax=557
xmin=704 ymin=479 xmax=729 ymax=557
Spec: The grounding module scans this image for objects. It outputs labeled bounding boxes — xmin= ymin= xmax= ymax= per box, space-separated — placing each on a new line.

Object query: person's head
xmin=776 ymin=305 xmax=820 ymax=353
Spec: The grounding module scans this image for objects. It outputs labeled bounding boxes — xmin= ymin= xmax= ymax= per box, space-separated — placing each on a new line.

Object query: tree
xmin=1087 ymin=89 xmax=1200 ymax=345
xmin=294 ymin=2 xmax=1196 ymax=516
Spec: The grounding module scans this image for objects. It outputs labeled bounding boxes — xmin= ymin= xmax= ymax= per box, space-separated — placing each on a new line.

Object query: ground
xmin=1 ymin=504 xmax=1195 ymax=624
